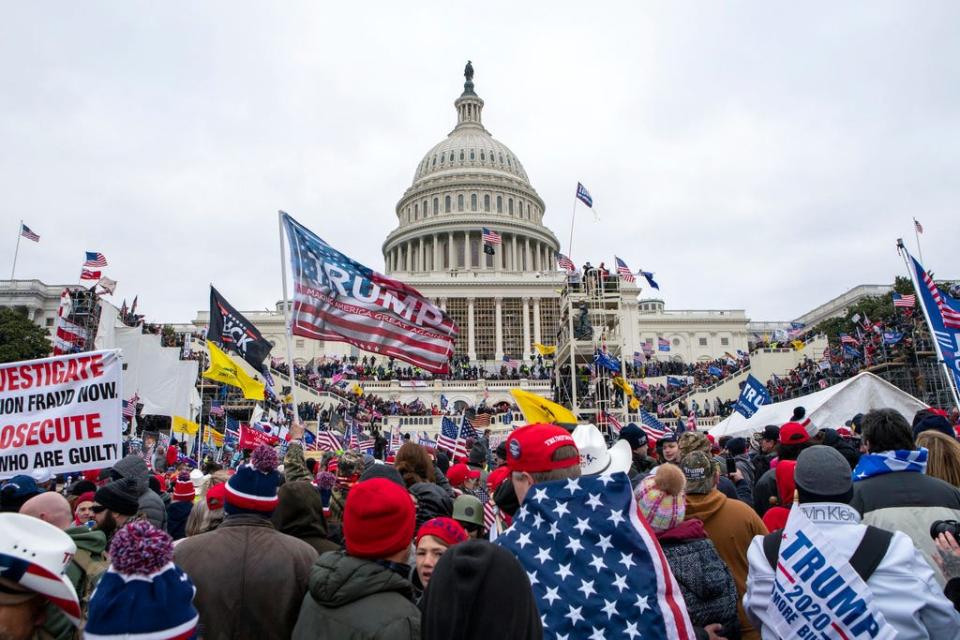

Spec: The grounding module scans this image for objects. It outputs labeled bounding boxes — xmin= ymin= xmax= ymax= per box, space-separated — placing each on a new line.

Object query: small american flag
xmin=575 ymin=182 xmax=593 ymax=207
xmin=122 ymin=393 xmax=139 ymax=419
xmin=615 ymin=256 xmax=636 ymax=283
xmin=468 ymin=413 xmax=490 ymax=431
xmin=893 ymin=293 xmax=916 ymax=308
xmin=502 ymin=355 xmax=519 ymax=368
xmin=600 ymin=410 xmax=623 ymax=434
xmin=483 ymin=501 xmax=497 ymax=530
xmin=80 ymin=269 xmax=101 ymax=281
xmin=914 ymin=218 xmax=924 ymax=234
xmin=639 ymin=409 xmax=669 ymax=440
xmin=209 ymin=401 xmax=225 ymax=417
xmin=556 ymin=253 xmax=576 ymax=273
xmin=481 ymin=227 xmax=502 ymax=245
xmin=20 ymin=224 xmax=40 ymax=242
xmin=839 ymin=333 xmax=860 ymax=346
xmin=317 ymin=430 xmax=342 ymax=452
xmin=83 ymin=251 xmax=108 ymax=267
xmin=437 ymin=416 xmax=467 ymax=458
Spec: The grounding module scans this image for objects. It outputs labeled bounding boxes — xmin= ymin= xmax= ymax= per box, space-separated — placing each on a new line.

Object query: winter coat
xmin=293 ymin=551 xmax=421 ymax=640
xmin=685 ymin=489 xmax=768 ymax=640
xmin=283 ymin=442 xmax=313 ymax=484
xmin=42 ymin=526 xmax=109 ymax=639
xmin=409 ymin=482 xmax=453 ymax=530
xmin=851 ymin=470 xmax=960 ymax=586
xmin=733 ymin=453 xmax=755 ymax=488
xmin=174 ymin=514 xmax=318 ymax=639
xmin=166 ymin=501 xmax=193 ymax=540
xmin=752 ymin=467 xmax=777 ymax=517
xmin=745 ymin=502 xmax=960 ymax=638
xmin=657 ymin=519 xmax=740 ymax=635
xmin=272 ymin=481 xmax=340 ymax=555
xmin=111 ymin=454 xmax=167 ymax=530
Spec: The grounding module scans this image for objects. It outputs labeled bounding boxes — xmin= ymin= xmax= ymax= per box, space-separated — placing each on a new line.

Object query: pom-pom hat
xmin=225 ymin=445 xmax=281 ymax=515
xmin=85 ymin=521 xmax=198 ymax=639
xmin=506 ymin=424 xmax=578 ymax=473
xmin=637 ymin=465 xmax=686 ymax=532
xmin=172 ymin=473 xmax=195 ymax=503
xmin=343 ymin=478 xmax=415 ymax=559
xmin=0 ymin=513 xmax=81 ymax=627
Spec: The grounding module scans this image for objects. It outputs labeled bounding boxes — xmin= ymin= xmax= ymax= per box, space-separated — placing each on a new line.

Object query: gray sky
xmin=4 ymin=2 xmax=957 ymax=325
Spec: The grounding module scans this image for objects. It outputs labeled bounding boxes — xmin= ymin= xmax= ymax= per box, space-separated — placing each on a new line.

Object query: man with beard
xmin=91 ymin=478 xmax=142 ymax=544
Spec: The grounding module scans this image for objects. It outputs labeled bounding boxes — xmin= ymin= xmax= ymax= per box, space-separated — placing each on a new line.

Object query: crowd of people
xmin=4 ymin=401 xmax=960 ymax=639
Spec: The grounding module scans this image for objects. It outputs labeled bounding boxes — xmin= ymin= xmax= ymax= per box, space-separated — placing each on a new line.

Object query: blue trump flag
xmin=906 ymin=251 xmax=960 ymax=391
xmin=497 ymin=473 xmax=694 ymax=639
xmin=593 ymin=350 xmax=621 ymax=374
xmin=707 ymin=365 xmax=723 ymax=377
xmin=666 ymin=376 xmax=685 ymax=388
xmin=734 ymin=374 xmax=772 ymax=418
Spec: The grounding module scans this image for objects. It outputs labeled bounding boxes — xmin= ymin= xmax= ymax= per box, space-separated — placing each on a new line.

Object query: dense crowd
xmin=5 ymin=402 xmax=960 ymax=639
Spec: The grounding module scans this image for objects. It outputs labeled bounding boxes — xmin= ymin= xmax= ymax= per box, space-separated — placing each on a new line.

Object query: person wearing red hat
xmin=293 ymin=477 xmax=421 ymax=639
xmin=414 ymin=517 xmax=468 ymax=596
xmin=446 ymin=463 xmax=481 ymax=494
xmin=74 ymin=491 xmax=96 ymax=527
xmin=752 ymin=421 xmax=812 ymax=518
xmin=506 ymin=423 xmax=580 ymax=505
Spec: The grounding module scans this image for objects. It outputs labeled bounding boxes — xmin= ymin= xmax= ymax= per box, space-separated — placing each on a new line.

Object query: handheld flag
xmin=83 ymin=252 xmax=108 ymax=267
xmin=203 ymin=340 xmax=266 ymax=400
xmin=902 ymin=249 xmax=960 ymax=391
xmin=534 ymin=342 xmax=557 ymax=356
xmin=733 ymin=374 xmax=771 ymax=418
xmin=914 ymin=218 xmax=923 ymax=234
xmin=556 ymin=253 xmax=576 ymax=273
xmin=892 ymin=293 xmax=916 ymax=308
xmin=614 ymin=257 xmax=636 ymax=283
xmin=20 ymin=224 xmax=40 ymax=242
xmin=281 ymin=212 xmax=458 ymax=374
xmin=96 ymin=277 xmax=117 ymax=295
xmin=498 ymin=473 xmax=695 ymax=638
xmin=172 ymin=416 xmax=200 ymax=436
xmin=80 ymin=269 xmax=101 ymax=281
xmin=593 ymin=350 xmax=621 ymax=374
xmin=657 ymin=337 xmax=670 ymax=352
xmin=510 ymin=388 xmax=578 ymax=428
xmin=209 ymin=286 xmax=274 ymax=370
xmin=575 ymin=182 xmax=593 ymax=207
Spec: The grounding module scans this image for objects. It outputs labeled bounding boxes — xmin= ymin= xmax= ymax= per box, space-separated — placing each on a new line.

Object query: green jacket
xmin=43 ymin=526 xmax=108 ymax=640
xmin=284 ymin=442 xmax=313 ymax=483
xmin=293 ymin=551 xmax=420 ymax=640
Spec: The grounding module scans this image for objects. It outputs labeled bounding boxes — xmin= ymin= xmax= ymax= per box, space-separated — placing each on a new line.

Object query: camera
xmin=930 ymin=520 xmax=960 ymax=539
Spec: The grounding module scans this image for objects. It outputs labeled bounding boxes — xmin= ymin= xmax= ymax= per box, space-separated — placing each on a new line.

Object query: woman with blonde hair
xmin=916 ymin=430 xmax=960 ymax=488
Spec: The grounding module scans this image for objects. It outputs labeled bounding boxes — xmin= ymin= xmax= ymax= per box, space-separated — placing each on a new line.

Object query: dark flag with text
xmin=208 ymin=286 xmax=273 ymax=370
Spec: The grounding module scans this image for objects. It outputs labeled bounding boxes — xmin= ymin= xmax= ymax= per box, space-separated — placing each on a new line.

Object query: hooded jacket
xmin=293 ymin=551 xmax=421 ymax=640
xmin=420 ymin=540 xmax=542 ymax=640
xmin=175 ymin=514 xmax=319 ymax=639
xmin=745 ymin=502 xmax=960 ymax=638
xmin=166 ymin=500 xmax=193 ymax=540
xmin=272 ymin=481 xmax=340 ymax=555
xmin=111 ymin=454 xmax=167 ymax=530
xmin=685 ymin=489 xmax=768 ymax=640
xmin=409 ymin=482 xmax=453 ymax=530
xmin=657 ymin=519 xmax=740 ymax=635
xmin=42 ymin=526 xmax=109 ymax=639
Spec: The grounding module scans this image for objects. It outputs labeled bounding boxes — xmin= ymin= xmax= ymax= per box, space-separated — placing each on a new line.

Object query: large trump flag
xmin=281 ymin=212 xmax=459 ymax=373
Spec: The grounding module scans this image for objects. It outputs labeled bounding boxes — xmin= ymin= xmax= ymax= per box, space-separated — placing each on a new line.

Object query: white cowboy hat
xmin=572 ymin=424 xmax=632 ymax=476
xmin=0 ymin=513 xmax=81 ymax=627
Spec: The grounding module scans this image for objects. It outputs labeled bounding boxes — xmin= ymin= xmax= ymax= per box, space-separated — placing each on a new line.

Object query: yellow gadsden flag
xmin=791 ymin=339 xmax=805 ymax=351
xmin=172 ymin=416 xmax=200 ymax=436
xmin=534 ymin=343 xmax=557 ymax=357
xmin=203 ymin=340 xmax=266 ymax=400
xmin=510 ymin=388 xmax=578 ymax=428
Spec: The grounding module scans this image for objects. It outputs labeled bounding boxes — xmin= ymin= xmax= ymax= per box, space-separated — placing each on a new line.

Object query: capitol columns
xmin=494 ymin=297 xmax=504 ymax=361
xmin=447 ymin=232 xmax=454 ymax=270
xmin=532 ymin=297 xmax=541 ymax=346
xmin=432 ymin=233 xmax=440 ymax=271
xmin=511 ymin=235 xmax=518 ymax=272
xmin=467 ymin=297 xmax=477 ymax=361
xmin=463 ymin=231 xmax=471 ymax=269
xmin=522 ymin=296 xmax=531 ymax=361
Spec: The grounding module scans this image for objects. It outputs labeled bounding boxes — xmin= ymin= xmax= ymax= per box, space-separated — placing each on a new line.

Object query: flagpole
xmin=913 ymin=218 xmax=925 ymax=264
xmin=567 ymin=197 xmax=577 ymax=259
xmin=278 ymin=211 xmax=302 ymax=424
xmin=897 ymin=239 xmax=960 ymax=409
xmin=10 ymin=219 xmax=22 ymax=279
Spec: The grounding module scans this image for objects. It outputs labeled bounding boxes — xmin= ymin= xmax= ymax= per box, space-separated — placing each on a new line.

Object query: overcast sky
xmin=3 ymin=2 xmax=957 ymax=325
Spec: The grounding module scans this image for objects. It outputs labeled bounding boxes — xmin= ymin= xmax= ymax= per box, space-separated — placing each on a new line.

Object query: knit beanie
xmin=343 ymin=478 xmax=415 ymax=559
xmin=726 ymin=437 xmax=748 ymax=457
xmin=224 ymin=445 xmax=281 ymax=516
xmin=85 ymin=521 xmax=198 ymax=639
xmin=172 ymin=473 xmax=196 ymax=503
xmin=359 ymin=463 xmax=405 ymax=488
xmin=94 ymin=478 xmax=140 ymax=516
xmin=416 ymin=517 xmax=468 ymax=547
xmin=76 ymin=491 xmax=96 ymax=506
xmin=636 ymin=464 xmax=686 ymax=532
xmin=912 ymin=409 xmax=955 ymax=440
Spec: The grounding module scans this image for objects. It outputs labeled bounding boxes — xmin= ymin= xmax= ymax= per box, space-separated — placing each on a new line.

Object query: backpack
xmin=72 ymin=547 xmax=110 ymax=613
xmin=762 ymin=525 xmax=893 ymax=581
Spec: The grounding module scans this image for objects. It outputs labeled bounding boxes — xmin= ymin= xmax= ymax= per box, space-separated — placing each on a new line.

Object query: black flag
xmin=208 ymin=286 xmax=273 ymax=369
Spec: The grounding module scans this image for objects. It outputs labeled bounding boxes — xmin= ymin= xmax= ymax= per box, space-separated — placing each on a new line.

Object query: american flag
xmin=657 ymin=337 xmax=670 ymax=351
xmin=317 ymin=429 xmax=343 ymax=452
xmin=917 ymin=262 xmax=960 ymax=329
xmin=639 ymin=409 xmax=669 ymax=440
xmin=614 ymin=256 xmax=636 ymax=283
xmin=481 ymin=227 xmax=502 ymax=245
xmin=497 ymin=474 xmax=695 ymax=638
xmin=914 ymin=218 xmax=923 ymax=234
xmin=600 ymin=410 xmax=623 ymax=434
xmin=20 ymin=224 xmax=39 ymax=242
xmin=483 ymin=501 xmax=497 ymax=531
xmin=389 ymin=429 xmax=404 ymax=453
xmin=556 ymin=253 xmax=576 ymax=273
xmin=209 ymin=401 xmax=224 ymax=417
xmin=80 ymin=269 xmax=101 ymax=281
xmin=468 ymin=412 xmax=490 ymax=432
xmin=839 ymin=333 xmax=860 ymax=346
xmin=575 ymin=182 xmax=593 ymax=207
xmin=122 ymin=393 xmax=139 ymax=419
xmin=893 ymin=293 xmax=916 ymax=308
xmin=282 ymin=212 xmax=458 ymax=374
xmin=502 ymin=355 xmax=520 ymax=368
xmin=83 ymin=251 xmax=108 ymax=267
xmin=437 ymin=416 xmax=467 ymax=458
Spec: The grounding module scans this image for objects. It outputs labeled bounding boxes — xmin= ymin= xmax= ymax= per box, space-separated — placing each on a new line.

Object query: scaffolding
xmin=553 ymin=268 xmax=629 ymax=435
xmin=61 ymin=286 xmax=102 ymax=352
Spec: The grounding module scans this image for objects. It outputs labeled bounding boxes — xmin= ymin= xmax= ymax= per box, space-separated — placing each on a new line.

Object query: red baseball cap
xmin=506 ymin=424 xmax=579 ymax=473
xmin=486 ymin=466 xmax=511 ymax=493
xmin=780 ymin=422 xmax=810 ymax=445
xmin=446 ymin=463 xmax=480 ymax=487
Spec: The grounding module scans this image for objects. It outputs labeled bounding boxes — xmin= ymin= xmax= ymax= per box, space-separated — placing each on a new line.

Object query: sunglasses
xmin=91 ymin=505 xmax=107 ymax=514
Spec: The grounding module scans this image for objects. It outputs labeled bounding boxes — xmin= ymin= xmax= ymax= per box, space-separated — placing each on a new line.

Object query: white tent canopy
xmin=709 ymin=372 xmax=928 ymax=440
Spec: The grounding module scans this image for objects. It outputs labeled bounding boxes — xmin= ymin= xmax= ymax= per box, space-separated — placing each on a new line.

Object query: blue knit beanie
xmin=224 ymin=445 xmax=281 ymax=516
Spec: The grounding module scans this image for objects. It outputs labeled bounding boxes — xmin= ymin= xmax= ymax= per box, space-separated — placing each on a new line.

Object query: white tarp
xmin=93 ymin=300 xmax=119 ymax=350
xmin=709 ymin=372 xmax=928 ymax=439
xmin=116 ymin=327 xmax=198 ymax=418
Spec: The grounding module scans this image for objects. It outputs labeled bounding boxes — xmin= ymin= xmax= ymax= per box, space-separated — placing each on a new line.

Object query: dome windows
xmin=470 ymin=149 xmax=475 ymax=161
xmin=433 ymin=197 xmax=439 ymax=215
xmin=457 ymin=194 xmax=464 ymax=212
xmin=508 ymin=198 xmax=514 ymax=215
xmin=460 ymin=150 xmax=464 ymax=161
xmin=497 ymin=196 xmax=503 ymax=213
xmin=471 ymin=193 xmax=478 ymax=211
xmin=481 ymin=150 xmax=486 ymax=161
xmin=483 ymin=194 xmax=490 ymax=212
xmin=445 ymin=196 xmax=452 ymax=213
xmin=441 ymin=153 xmax=446 ymax=163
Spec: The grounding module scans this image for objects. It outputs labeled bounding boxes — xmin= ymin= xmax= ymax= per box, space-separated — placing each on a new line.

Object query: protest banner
xmin=239 ymin=423 xmax=279 ymax=449
xmin=0 ymin=350 xmax=122 ymax=479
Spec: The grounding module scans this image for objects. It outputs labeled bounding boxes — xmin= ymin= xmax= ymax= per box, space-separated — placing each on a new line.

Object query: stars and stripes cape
xmin=497 ymin=473 xmax=694 ymax=640
xmin=281 ymin=211 xmax=458 ymax=373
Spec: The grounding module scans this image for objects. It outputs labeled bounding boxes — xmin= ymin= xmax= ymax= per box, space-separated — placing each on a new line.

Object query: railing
xmin=662 ymin=365 xmax=751 ymax=412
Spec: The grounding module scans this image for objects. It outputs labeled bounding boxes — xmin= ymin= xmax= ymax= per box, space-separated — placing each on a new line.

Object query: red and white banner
xmin=0 ymin=350 xmax=123 ymax=479
xmin=239 ymin=423 xmax=279 ymax=449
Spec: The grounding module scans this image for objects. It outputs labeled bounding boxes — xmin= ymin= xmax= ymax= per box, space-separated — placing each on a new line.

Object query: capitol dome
xmin=382 ymin=64 xmax=560 ymax=277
